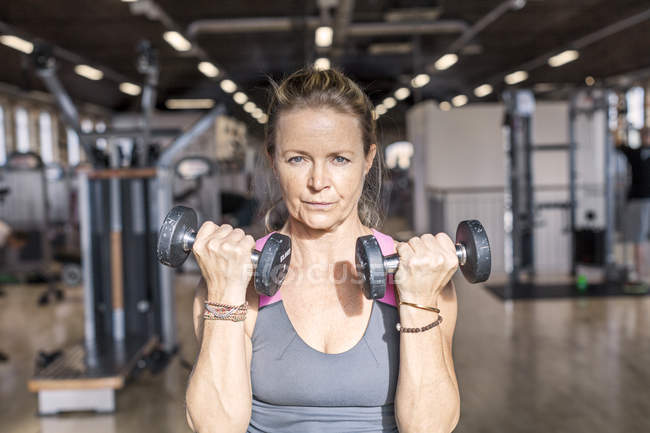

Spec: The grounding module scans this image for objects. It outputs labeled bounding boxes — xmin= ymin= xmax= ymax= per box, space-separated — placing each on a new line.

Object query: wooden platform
xmin=29 ymin=334 xmax=158 ymax=391
xmin=28 ymin=334 xmax=158 ymax=414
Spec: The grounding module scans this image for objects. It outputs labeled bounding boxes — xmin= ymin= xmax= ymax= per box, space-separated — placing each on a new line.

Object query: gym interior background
xmin=0 ymin=0 xmax=649 ymax=432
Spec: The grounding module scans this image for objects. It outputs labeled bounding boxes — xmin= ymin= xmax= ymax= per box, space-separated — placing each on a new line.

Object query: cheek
xmin=276 ymin=167 xmax=304 ymax=197
xmin=332 ymin=166 xmax=366 ymax=197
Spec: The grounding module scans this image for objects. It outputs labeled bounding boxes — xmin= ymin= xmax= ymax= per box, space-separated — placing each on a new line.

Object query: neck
xmin=279 ymin=213 xmax=373 ymax=268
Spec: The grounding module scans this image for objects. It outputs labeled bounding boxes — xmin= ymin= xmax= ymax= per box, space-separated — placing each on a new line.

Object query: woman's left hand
xmin=394 ymin=233 xmax=458 ymax=306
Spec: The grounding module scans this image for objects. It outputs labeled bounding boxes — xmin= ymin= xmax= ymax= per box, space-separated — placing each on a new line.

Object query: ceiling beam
xmin=187 ymin=17 xmax=468 ymax=38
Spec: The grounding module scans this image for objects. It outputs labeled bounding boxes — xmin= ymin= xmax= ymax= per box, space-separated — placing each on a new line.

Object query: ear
xmin=364 ymin=143 xmax=377 ymax=176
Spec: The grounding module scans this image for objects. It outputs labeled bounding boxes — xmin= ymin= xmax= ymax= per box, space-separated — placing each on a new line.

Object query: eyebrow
xmin=282 ymin=149 xmax=355 ymax=156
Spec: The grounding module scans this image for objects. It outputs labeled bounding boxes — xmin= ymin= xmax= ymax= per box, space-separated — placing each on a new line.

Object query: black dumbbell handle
xmin=383 ymin=243 xmax=467 ymax=274
xmin=182 ymin=230 xmax=261 ymax=266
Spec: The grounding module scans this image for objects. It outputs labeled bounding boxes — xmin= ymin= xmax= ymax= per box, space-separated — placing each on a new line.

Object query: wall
xmin=407 ymin=100 xmax=573 ymax=274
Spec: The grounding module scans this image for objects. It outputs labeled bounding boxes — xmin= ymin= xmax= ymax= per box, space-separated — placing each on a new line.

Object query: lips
xmin=303 ymin=201 xmax=335 ymax=208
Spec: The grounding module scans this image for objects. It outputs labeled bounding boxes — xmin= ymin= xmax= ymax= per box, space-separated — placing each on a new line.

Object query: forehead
xmin=275 ymin=107 xmax=363 ymax=151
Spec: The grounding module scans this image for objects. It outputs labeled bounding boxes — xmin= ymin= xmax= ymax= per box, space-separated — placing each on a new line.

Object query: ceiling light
xmin=119 ymin=82 xmax=141 ymax=96
xmin=585 ymin=76 xmax=595 ymax=86
xmin=243 ymin=102 xmax=256 ymax=113
xmin=121 ymin=0 xmax=137 ymax=2
xmin=198 ymin=61 xmax=219 ymax=78
xmin=74 ymin=64 xmax=103 ymax=81
xmin=434 ymin=53 xmax=458 ymax=71
xmin=163 ymin=31 xmax=192 ymax=52
xmin=512 ymin=0 xmax=527 ymax=10
xmin=394 ymin=87 xmax=410 ymax=100
xmin=533 ymin=83 xmax=555 ymax=93
xmin=548 ymin=50 xmax=579 ymax=68
xmin=314 ymin=57 xmax=330 ymax=71
xmin=252 ymin=108 xmax=263 ymax=119
xmin=258 ymin=114 xmax=268 ymax=124
xmin=220 ymin=79 xmax=236 ymax=93
xmin=315 ymin=26 xmax=333 ymax=48
xmin=504 ymin=70 xmax=528 ymax=85
xmin=461 ymin=43 xmax=483 ymax=55
xmin=473 ymin=84 xmax=493 ymax=98
xmin=384 ymin=7 xmax=441 ymax=22
xmin=376 ymin=104 xmax=387 ymax=115
xmin=368 ymin=42 xmax=412 ymax=55
xmin=411 ymin=73 xmax=430 ymax=88
xmin=165 ymin=99 xmax=214 ymax=109
xmin=452 ymin=94 xmax=468 ymax=107
xmin=233 ymin=92 xmax=247 ymax=104
xmin=383 ymin=97 xmax=397 ymax=108
xmin=0 ymin=35 xmax=33 ymax=54
xmin=439 ymin=101 xmax=451 ymax=111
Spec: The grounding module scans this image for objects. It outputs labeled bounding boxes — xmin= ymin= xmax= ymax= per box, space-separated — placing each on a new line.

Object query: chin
xmin=296 ymin=210 xmax=343 ymax=231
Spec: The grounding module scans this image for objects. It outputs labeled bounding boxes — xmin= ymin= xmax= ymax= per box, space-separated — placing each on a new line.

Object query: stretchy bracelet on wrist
xmin=396 ymin=315 xmax=443 ymax=333
xmin=399 ymin=300 xmax=440 ymax=313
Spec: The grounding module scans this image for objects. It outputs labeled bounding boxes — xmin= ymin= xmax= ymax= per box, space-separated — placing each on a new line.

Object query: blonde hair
xmin=259 ymin=67 xmax=384 ymax=232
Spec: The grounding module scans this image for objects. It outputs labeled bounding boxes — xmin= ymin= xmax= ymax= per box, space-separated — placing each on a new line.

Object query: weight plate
xmin=157 ymin=206 xmax=197 ymax=267
xmin=255 ymin=233 xmax=291 ymax=296
xmin=62 ymin=263 xmax=82 ymax=286
xmin=456 ymin=220 xmax=491 ymax=283
xmin=355 ymin=235 xmax=387 ymax=299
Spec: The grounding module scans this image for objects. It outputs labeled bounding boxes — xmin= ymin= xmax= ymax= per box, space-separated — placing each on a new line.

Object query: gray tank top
xmin=249 ymin=230 xmax=400 ymax=433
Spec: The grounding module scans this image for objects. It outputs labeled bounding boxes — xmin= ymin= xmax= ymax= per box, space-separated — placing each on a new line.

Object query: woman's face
xmin=273 ymin=107 xmax=376 ymax=231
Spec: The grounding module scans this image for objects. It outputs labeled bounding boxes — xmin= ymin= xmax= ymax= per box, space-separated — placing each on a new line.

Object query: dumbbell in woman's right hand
xmin=192 ymin=222 xmax=256 ymax=305
xmin=157 ymin=206 xmax=292 ymax=299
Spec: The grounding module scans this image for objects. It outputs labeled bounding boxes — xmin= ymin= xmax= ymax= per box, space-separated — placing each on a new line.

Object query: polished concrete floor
xmin=2 ymin=272 xmax=650 ymax=433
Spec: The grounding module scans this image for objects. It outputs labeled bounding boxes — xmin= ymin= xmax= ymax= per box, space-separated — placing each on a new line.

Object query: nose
xmin=308 ymin=160 xmax=330 ymax=191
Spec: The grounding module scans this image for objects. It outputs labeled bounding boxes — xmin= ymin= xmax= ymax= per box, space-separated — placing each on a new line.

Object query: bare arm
xmin=185 ymin=278 xmax=258 ymax=433
xmin=395 ymin=281 xmax=460 ymax=433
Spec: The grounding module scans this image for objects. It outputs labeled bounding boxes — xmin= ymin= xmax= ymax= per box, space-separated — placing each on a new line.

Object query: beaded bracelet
xmin=396 ymin=315 xmax=443 ymax=333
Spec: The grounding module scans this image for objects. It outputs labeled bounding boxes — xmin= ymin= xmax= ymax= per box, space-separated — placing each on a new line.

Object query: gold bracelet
xmin=398 ymin=300 xmax=440 ymax=314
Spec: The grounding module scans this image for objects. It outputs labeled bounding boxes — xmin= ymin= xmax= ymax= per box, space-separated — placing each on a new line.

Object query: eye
xmin=288 ymin=156 xmax=304 ymax=164
xmin=333 ymin=155 xmax=350 ymax=164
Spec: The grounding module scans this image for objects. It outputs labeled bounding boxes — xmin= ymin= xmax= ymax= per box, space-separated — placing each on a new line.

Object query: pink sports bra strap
xmin=370 ymin=229 xmax=398 ymax=307
xmin=256 ymin=232 xmax=282 ymax=308
xmin=257 ymin=230 xmax=398 ymax=308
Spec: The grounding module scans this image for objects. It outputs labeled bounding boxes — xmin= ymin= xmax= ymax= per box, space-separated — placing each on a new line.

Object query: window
xmin=39 ymin=111 xmax=54 ymax=164
xmin=385 ymin=141 xmax=414 ymax=170
xmin=626 ymin=86 xmax=645 ymax=148
xmin=626 ymin=86 xmax=644 ymax=130
xmin=67 ymin=128 xmax=81 ymax=166
xmin=0 ymin=106 xmax=6 ymax=166
xmin=81 ymin=118 xmax=93 ymax=133
xmin=15 ymin=106 xmax=29 ymax=153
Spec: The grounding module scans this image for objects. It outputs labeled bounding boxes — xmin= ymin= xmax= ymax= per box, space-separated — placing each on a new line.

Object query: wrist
xmin=398 ymin=304 xmax=440 ymax=325
xmin=206 ymin=285 xmax=247 ymax=305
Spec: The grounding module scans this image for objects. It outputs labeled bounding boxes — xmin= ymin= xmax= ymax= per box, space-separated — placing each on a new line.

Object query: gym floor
xmin=2 ymin=272 xmax=650 ymax=432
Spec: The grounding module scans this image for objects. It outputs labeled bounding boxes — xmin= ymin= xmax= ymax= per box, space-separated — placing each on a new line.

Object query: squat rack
xmin=502 ymin=87 xmax=622 ymax=296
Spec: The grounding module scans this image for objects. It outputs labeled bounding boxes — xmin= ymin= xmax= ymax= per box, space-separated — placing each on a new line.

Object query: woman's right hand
xmin=192 ymin=222 xmax=256 ymax=304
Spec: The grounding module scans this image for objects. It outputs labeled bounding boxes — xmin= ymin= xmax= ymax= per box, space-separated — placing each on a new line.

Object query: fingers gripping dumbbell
xmin=355 ymin=220 xmax=492 ymax=299
xmin=157 ymin=206 xmax=291 ymax=297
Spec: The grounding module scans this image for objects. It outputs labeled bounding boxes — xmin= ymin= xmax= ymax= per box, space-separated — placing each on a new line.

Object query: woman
xmin=186 ymin=68 xmax=460 ymax=433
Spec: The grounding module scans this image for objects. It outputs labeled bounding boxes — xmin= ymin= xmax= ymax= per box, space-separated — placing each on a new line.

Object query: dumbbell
xmin=355 ymin=220 xmax=491 ymax=299
xmin=157 ymin=206 xmax=291 ymax=297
